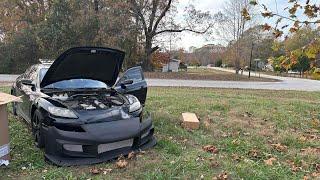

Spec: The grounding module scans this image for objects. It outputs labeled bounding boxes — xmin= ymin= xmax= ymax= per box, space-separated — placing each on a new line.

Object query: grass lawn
xmin=0 ymin=86 xmax=319 ymax=179
xmin=144 ymin=68 xmax=278 ymax=82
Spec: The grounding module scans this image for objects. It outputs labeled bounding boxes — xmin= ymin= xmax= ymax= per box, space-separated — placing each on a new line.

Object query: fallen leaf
xmin=248 ymin=149 xmax=259 ymax=158
xmin=231 ymin=139 xmax=240 ymax=145
xmin=128 ymin=152 xmax=135 ymax=159
xmin=291 ymin=164 xmax=302 ymax=172
xmin=244 ymin=112 xmax=253 ymax=117
xmin=315 ymin=163 xmax=320 ymax=172
xmin=264 ymin=157 xmax=277 ymax=166
xmin=213 ymin=172 xmax=228 ymax=180
xmin=203 ymin=145 xmax=219 ymax=154
xmin=271 ymin=143 xmax=287 ymax=152
xmin=116 ymin=159 xmax=128 ymax=169
xmin=301 ymin=147 xmax=320 ymax=155
xmin=139 ymin=150 xmax=146 ymax=154
xmin=210 ymin=161 xmax=220 ymax=168
xmin=103 ymin=168 xmax=112 ymax=175
xmin=90 ymin=168 xmax=100 ymax=175
xmin=196 ymin=155 xmax=205 ymax=162
xmin=311 ymin=172 xmax=320 ymax=177
xmin=231 ymin=153 xmax=241 ymax=162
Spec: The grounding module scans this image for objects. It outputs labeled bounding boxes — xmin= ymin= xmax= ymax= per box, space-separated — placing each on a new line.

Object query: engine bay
xmin=49 ymin=91 xmax=127 ymax=110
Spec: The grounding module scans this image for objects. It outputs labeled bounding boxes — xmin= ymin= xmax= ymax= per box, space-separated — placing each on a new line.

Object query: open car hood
xmin=40 ymin=47 xmax=125 ymax=88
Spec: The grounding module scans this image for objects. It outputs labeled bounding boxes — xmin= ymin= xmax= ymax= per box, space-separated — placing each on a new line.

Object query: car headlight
xmin=125 ymin=95 xmax=142 ymax=113
xmin=48 ymin=106 xmax=78 ymax=119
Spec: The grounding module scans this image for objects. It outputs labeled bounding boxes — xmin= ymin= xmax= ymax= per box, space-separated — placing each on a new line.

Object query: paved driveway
xmin=1 ymin=71 xmax=320 ymax=91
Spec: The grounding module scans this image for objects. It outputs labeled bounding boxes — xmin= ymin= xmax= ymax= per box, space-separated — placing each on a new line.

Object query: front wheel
xmin=11 ymin=90 xmax=17 ymax=116
xmin=32 ymin=110 xmax=45 ymax=148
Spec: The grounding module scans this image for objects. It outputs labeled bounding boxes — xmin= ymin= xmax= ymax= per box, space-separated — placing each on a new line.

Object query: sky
xmin=166 ymin=0 xmax=289 ymax=51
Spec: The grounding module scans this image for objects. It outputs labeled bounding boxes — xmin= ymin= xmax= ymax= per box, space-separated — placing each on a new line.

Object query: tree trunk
xmin=143 ymin=37 xmax=153 ymax=71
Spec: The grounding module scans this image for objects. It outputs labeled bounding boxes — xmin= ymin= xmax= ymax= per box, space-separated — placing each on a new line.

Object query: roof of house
xmin=170 ymin=59 xmax=180 ymax=63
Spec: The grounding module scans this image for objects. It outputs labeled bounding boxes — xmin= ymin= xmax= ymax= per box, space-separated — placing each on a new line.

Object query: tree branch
xmin=152 ymin=0 xmax=172 ymax=35
xmin=149 ymin=0 xmax=159 ymax=32
xmin=151 ymin=46 xmax=159 ymax=53
xmin=130 ymin=0 xmax=148 ymax=34
xmin=155 ymin=25 xmax=211 ymax=36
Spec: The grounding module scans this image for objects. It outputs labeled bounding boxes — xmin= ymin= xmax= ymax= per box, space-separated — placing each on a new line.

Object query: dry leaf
xmin=103 ymin=168 xmax=112 ymax=175
xmin=203 ymin=145 xmax=219 ymax=154
xmin=291 ymin=165 xmax=302 ymax=172
xmin=210 ymin=161 xmax=220 ymax=168
xmin=116 ymin=159 xmax=128 ymax=169
xmin=90 ymin=168 xmax=100 ymax=175
xmin=301 ymin=147 xmax=320 ymax=155
xmin=243 ymin=111 xmax=253 ymax=117
xmin=213 ymin=172 xmax=228 ymax=180
xmin=264 ymin=157 xmax=277 ymax=166
xmin=315 ymin=163 xmax=320 ymax=172
xmin=231 ymin=153 xmax=241 ymax=162
xmin=271 ymin=143 xmax=287 ymax=152
xmin=128 ymin=152 xmax=135 ymax=159
xmin=311 ymin=172 xmax=320 ymax=177
xmin=248 ymin=149 xmax=259 ymax=158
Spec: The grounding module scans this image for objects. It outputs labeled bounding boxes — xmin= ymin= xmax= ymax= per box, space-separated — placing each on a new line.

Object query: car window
xmin=120 ymin=67 xmax=143 ymax=83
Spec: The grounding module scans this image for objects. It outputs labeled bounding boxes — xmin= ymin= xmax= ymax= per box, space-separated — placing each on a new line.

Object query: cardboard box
xmin=181 ymin=112 xmax=199 ymax=130
xmin=0 ymin=92 xmax=21 ymax=166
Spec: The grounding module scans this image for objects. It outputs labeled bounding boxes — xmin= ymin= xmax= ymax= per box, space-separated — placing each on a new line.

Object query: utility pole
xmin=249 ymin=42 xmax=254 ymax=78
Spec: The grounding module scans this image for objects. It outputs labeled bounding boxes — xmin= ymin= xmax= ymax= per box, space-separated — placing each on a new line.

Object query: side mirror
xmin=20 ymin=79 xmax=36 ymax=91
xmin=120 ymin=79 xmax=134 ymax=89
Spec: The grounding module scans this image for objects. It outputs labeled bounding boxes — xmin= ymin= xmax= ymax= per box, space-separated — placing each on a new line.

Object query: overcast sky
xmin=166 ymin=0 xmax=289 ymax=51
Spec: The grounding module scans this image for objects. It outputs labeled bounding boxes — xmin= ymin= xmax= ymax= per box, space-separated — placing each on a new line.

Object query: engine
xmin=51 ymin=92 xmax=126 ymax=110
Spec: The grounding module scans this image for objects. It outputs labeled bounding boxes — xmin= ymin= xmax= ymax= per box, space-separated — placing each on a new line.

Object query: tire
xmin=11 ymin=90 xmax=17 ymax=116
xmin=32 ymin=110 xmax=45 ymax=148
xmin=12 ymin=102 xmax=17 ymax=116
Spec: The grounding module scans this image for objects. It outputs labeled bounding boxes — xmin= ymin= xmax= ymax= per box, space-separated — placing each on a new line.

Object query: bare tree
xmin=129 ymin=0 xmax=214 ymax=71
xmin=216 ymin=0 xmax=256 ymax=73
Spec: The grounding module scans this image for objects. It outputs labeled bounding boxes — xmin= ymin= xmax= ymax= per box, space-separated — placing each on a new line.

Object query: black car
xmin=11 ymin=47 xmax=156 ymax=166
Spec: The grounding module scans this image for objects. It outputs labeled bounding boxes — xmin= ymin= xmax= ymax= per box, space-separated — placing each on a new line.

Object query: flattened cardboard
xmin=0 ymin=92 xmax=21 ymax=165
xmin=0 ymin=92 xmax=22 ymax=105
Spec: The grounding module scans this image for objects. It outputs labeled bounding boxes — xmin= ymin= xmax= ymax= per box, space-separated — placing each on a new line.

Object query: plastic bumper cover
xmin=42 ymin=116 xmax=156 ymax=166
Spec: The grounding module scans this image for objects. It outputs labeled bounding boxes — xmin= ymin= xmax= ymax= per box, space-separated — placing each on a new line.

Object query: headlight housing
xmin=125 ymin=94 xmax=142 ymax=113
xmin=48 ymin=106 xmax=78 ymax=119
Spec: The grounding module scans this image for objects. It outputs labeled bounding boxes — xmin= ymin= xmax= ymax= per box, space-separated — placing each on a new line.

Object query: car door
xmin=115 ymin=66 xmax=147 ymax=105
xmin=18 ymin=65 xmax=38 ymax=122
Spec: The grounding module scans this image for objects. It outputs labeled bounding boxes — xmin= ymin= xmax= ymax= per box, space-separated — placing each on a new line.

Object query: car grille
xmin=63 ymin=139 xmax=134 ymax=155
xmin=98 ymin=139 xmax=134 ymax=154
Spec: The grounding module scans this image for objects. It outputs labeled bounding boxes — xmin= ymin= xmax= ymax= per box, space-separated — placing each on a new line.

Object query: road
xmin=148 ymin=68 xmax=320 ymax=91
xmin=1 ymin=70 xmax=320 ymax=91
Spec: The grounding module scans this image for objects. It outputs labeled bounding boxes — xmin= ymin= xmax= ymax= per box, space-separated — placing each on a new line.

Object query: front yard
xmin=144 ymin=68 xmax=278 ymax=82
xmin=0 ymin=86 xmax=319 ymax=179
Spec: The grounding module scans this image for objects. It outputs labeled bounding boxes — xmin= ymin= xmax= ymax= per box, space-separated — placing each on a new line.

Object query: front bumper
xmin=42 ymin=116 xmax=156 ymax=166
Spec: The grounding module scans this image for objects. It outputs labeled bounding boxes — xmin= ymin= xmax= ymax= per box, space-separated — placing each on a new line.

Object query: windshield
xmin=40 ymin=68 xmax=108 ymax=89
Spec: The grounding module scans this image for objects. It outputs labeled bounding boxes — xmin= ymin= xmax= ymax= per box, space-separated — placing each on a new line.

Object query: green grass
xmin=0 ymin=86 xmax=319 ymax=179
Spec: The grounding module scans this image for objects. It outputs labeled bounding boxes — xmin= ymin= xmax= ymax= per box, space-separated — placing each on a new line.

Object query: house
xmin=254 ymin=59 xmax=266 ymax=70
xmin=162 ymin=59 xmax=181 ymax=72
